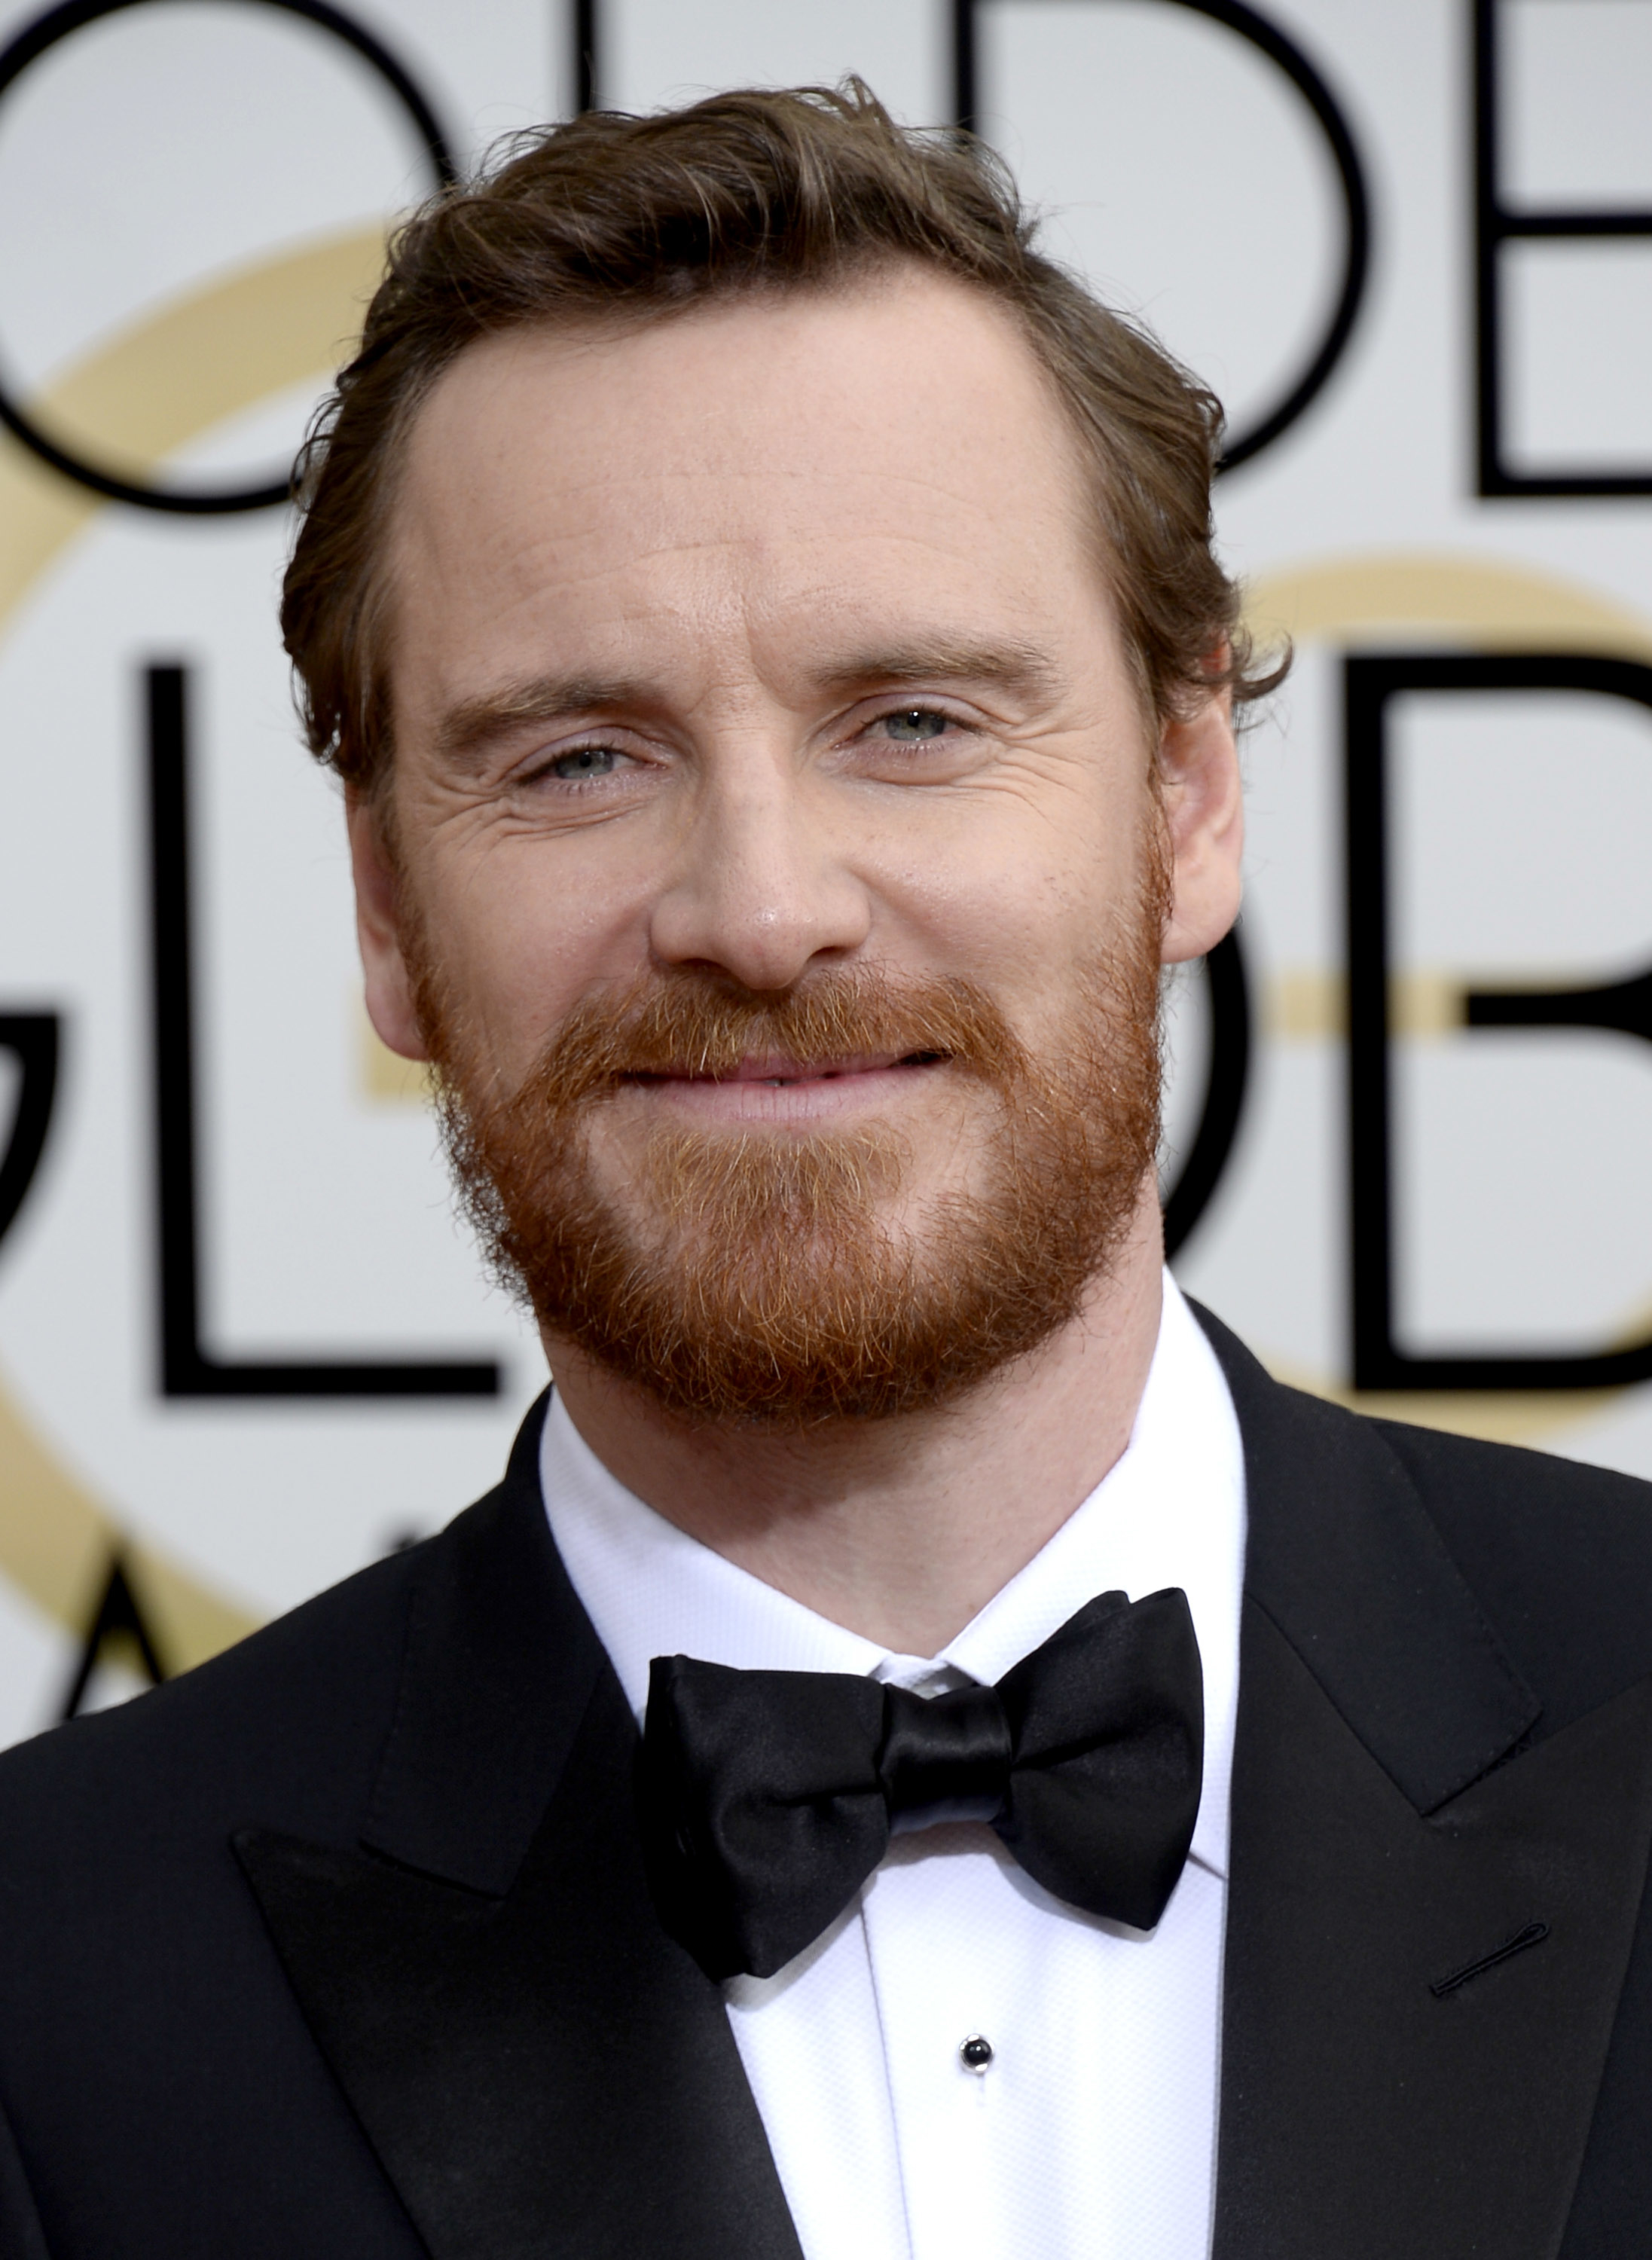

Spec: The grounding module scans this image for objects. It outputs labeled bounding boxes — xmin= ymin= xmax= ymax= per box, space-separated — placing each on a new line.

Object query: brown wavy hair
xmin=282 ymin=79 xmax=1284 ymax=795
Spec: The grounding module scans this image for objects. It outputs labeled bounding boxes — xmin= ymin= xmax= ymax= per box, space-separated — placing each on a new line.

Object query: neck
xmin=542 ymin=1176 xmax=1166 ymax=1656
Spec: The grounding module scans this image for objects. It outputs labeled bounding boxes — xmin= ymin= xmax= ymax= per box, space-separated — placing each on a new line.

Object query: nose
xmin=648 ymin=750 xmax=873 ymax=991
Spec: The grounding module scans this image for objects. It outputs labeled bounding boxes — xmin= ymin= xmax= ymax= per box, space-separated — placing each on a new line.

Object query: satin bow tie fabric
xmin=638 ymin=1587 xmax=1204 ymax=1982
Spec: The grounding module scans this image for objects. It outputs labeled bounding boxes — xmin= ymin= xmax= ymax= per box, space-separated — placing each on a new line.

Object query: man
xmin=2 ymin=82 xmax=1650 ymax=2260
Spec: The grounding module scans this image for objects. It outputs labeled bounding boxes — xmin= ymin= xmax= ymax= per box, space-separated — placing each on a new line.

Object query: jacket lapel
xmin=238 ymin=1321 xmax=1652 ymax=2258
xmin=237 ymin=1397 xmax=802 ymax=2260
xmin=1198 ymin=1310 xmax=1652 ymax=2260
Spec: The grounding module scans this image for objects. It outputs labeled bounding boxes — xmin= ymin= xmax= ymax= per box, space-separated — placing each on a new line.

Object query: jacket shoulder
xmin=1370 ymin=1412 xmax=1652 ymax=1731
xmin=0 ymin=1525 xmax=427 ymax=1861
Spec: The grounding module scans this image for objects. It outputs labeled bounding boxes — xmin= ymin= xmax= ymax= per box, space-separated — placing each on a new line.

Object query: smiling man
xmin=378 ymin=279 xmax=1185 ymax=1464
xmin=5 ymin=83 xmax=1652 ymax=2260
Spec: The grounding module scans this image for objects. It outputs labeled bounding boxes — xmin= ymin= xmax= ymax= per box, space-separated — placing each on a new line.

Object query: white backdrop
xmin=1 ymin=0 xmax=1650 ymax=1739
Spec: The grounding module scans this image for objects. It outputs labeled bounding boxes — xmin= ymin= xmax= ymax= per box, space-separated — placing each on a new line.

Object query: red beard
xmin=414 ymin=889 xmax=1165 ymax=1429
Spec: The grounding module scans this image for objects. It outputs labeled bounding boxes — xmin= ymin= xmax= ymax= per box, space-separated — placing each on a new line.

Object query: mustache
xmin=492 ymin=968 xmax=1031 ymax=1116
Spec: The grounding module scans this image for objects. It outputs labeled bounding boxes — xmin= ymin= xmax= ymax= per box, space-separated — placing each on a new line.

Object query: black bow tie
xmin=637 ymin=1587 xmax=1204 ymax=1981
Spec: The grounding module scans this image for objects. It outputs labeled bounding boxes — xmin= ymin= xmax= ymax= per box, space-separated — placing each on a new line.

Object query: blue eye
xmin=549 ymin=747 xmax=618 ymax=779
xmin=881 ymin=709 xmax=948 ymax=743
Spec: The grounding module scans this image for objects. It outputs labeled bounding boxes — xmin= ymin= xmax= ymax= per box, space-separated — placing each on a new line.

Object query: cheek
xmin=884 ymin=792 xmax=1146 ymax=996
xmin=412 ymin=841 xmax=652 ymax=1074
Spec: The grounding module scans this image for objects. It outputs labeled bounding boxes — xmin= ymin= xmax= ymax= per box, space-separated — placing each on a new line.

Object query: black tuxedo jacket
xmin=4 ymin=1308 xmax=1652 ymax=2258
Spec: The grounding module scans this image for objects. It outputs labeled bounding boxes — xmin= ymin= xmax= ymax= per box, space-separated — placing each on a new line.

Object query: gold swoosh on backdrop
xmin=0 ymin=224 xmax=385 ymax=628
xmin=1246 ymin=551 xmax=1652 ymax=663
xmin=4 ymin=273 xmax=1652 ymax=1677
xmin=0 ymin=1373 xmax=255 ymax=1678
xmin=0 ymin=225 xmax=386 ymax=1675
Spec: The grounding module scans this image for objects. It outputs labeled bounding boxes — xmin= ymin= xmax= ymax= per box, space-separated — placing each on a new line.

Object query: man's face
xmin=354 ymin=269 xmax=1241 ymax=1423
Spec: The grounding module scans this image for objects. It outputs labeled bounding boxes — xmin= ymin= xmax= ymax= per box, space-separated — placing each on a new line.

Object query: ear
xmin=346 ymin=789 xmax=429 ymax=1062
xmin=1157 ymin=684 xmax=1243 ymax=967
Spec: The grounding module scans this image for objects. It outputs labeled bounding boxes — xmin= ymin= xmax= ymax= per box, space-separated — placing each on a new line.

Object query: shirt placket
xmin=858 ymin=1826 xmax=1021 ymax=2260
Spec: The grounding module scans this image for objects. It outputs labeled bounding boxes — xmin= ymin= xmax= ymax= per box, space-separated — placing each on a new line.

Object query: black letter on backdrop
xmin=59 ymin=1551 xmax=166 ymax=1717
xmin=1345 ymin=652 xmax=1652 ymax=1391
xmin=573 ymin=0 xmax=599 ymax=110
xmin=146 ymin=664 xmax=499 ymax=1398
xmin=0 ymin=1012 xmax=60 ymax=1258
xmin=1475 ymin=0 xmax=1652 ymax=498
xmin=951 ymin=0 xmax=1370 ymax=472
xmin=0 ymin=0 xmax=455 ymax=514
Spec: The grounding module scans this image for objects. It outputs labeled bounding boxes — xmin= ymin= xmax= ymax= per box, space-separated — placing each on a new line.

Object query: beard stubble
xmin=411 ymin=872 xmax=1168 ymax=1430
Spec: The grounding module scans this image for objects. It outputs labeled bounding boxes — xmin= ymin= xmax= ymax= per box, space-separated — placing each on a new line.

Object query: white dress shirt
xmin=541 ymin=1273 xmax=1247 ymax=2260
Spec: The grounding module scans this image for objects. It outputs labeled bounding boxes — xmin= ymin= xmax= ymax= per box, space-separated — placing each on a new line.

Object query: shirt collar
xmin=541 ymin=1272 xmax=1246 ymax=1880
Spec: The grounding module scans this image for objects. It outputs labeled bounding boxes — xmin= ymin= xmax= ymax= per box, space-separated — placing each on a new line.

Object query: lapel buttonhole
xmin=1430 ymin=1919 xmax=1551 ymax=2000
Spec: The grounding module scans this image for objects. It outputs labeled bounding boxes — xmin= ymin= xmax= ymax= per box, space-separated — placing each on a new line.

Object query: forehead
xmin=388 ymin=270 xmax=1109 ymax=705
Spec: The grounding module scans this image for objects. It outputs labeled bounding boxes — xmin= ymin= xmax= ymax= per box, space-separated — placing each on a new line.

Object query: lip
xmin=621 ymin=1051 xmax=948 ymax=1124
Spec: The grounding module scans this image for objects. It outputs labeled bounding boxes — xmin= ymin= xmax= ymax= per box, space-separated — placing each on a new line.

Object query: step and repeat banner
xmin=1 ymin=0 xmax=1649 ymax=1736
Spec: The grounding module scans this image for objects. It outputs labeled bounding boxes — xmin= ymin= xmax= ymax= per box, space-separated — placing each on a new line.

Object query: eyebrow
xmin=809 ymin=637 xmax=1062 ymax=704
xmin=434 ymin=674 xmax=654 ymax=766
